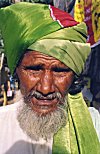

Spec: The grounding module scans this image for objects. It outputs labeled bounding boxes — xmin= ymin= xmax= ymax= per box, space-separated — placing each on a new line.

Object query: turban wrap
xmin=0 ymin=2 xmax=90 ymax=75
xmin=0 ymin=2 xmax=99 ymax=154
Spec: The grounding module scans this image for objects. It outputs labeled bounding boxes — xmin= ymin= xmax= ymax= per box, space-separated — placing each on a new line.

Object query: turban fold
xmin=0 ymin=2 xmax=90 ymax=75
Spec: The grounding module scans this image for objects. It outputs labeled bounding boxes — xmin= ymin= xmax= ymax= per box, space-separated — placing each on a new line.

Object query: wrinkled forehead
xmin=23 ymin=50 xmax=57 ymax=60
xmin=18 ymin=50 xmax=70 ymax=69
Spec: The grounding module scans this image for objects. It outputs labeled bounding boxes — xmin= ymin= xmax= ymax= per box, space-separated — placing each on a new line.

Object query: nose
xmin=37 ymin=70 xmax=55 ymax=95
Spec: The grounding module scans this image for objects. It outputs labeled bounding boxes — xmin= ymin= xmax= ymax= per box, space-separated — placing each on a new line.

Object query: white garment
xmin=0 ymin=100 xmax=99 ymax=154
xmin=0 ymin=100 xmax=53 ymax=154
xmin=89 ymin=107 xmax=100 ymax=141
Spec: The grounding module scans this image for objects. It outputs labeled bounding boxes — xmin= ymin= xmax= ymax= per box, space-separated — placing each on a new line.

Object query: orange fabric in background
xmin=74 ymin=0 xmax=100 ymax=45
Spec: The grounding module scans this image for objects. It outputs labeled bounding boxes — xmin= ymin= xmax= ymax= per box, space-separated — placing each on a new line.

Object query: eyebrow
xmin=23 ymin=64 xmax=71 ymax=72
xmin=23 ymin=64 xmax=43 ymax=70
xmin=52 ymin=66 xmax=71 ymax=72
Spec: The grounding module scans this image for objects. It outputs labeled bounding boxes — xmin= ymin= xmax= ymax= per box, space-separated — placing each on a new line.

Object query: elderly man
xmin=0 ymin=2 xmax=99 ymax=154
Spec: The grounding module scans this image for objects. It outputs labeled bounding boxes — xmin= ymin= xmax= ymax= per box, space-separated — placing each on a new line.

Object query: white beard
xmin=17 ymin=99 xmax=68 ymax=141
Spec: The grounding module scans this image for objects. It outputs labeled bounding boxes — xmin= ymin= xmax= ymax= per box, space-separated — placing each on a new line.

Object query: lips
xmin=30 ymin=97 xmax=58 ymax=115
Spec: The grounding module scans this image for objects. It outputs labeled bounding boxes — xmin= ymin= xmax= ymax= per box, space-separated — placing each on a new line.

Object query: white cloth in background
xmin=0 ymin=100 xmax=99 ymax=154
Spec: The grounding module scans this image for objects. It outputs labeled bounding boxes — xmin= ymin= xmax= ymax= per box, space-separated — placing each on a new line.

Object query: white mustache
xmin=24 ymin=91 xmax=64 ymax=104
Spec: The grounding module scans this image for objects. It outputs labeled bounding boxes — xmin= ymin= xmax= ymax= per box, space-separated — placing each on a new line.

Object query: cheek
xmin=54 ymin=73 xmax=74 ymax=94
xmin=18 ymin=70 xmax=40 ymax=93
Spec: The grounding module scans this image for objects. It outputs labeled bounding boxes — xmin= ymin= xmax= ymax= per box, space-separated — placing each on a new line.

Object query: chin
xmin=30 ymin=105 xmax=58 ymax=116
xmin=17 ymin=100 xmax=67 ymax=140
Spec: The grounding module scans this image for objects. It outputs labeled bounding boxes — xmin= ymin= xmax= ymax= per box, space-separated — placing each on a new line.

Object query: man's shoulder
xmin=89 ymin=107 xmax=100 ymax=117
xmin=0 ymin=101 xmax=20 ymax=114
xmin=0 ymin=101 xmax=22 ymax=129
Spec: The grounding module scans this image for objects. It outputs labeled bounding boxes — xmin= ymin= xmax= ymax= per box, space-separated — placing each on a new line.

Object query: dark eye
xmin=52 ymin=67 xmax=71 ymax=73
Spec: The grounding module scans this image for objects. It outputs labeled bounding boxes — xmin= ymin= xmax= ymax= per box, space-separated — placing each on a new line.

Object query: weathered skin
xmin=16 ymin=51 xmax=74 ymax=115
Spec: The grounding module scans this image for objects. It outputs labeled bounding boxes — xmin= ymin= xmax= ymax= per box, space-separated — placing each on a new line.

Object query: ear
xmin=16 ymin=67 xmax=21 ymax=80
xmin=16 ymin=67 xmax=19 ymax=75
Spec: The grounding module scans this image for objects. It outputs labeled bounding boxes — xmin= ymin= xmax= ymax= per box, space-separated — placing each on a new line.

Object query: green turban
xmin=0 ymin=2 xmax=90 ymax=75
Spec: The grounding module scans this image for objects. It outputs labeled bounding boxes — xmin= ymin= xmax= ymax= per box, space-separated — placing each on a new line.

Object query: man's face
xmin=16 ymin=51 xmax=74 ymax=115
